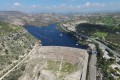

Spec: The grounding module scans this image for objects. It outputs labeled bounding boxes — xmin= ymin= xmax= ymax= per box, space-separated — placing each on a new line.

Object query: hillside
xmin=62 ymin=13 xmax=120 ymax=53
xmin=76 ymin=23 xmax=120 ymax=53
xmin=0 ymin=11 xmax=69 ymax=26
xmin=0 ymin=22 xmax=38 ymax=78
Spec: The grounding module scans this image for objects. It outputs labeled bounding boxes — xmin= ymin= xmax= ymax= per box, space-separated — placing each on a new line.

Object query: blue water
xmin=25 ymin=24 xmax=87 ymax=49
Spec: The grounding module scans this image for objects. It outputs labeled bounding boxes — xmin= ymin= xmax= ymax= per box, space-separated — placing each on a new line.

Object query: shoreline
xmin=57 ymin=23 xmax=89 ymax=49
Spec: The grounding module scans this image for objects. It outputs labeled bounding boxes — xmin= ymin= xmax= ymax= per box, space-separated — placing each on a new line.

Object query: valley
xmin=0 ymin=11 xmax=120 ymax=80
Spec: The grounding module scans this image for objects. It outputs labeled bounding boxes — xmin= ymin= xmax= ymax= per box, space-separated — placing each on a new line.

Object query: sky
xmin=0 ymin=0 xmax=120 ymax=13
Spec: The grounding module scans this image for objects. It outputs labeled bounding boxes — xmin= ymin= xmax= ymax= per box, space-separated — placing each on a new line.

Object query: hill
xmin=0 ymin=21 xmax=38 ymax=77
xmin=0 ymin=11 xmax=69 ymax=26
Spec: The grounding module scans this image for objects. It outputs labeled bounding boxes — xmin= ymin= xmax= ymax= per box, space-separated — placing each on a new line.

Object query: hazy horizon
xmin=0 ymin=0 xmax=120 ymax=13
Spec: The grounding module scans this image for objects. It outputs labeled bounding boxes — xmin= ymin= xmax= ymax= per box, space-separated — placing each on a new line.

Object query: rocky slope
xmin=0 ymin=11 xmax=69 ymax=26
xmin=0 ymin=21 xmax=38 ymax=77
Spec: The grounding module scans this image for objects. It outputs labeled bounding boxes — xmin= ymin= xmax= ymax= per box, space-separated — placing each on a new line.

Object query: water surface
xmin=25 ymin=24 xmax=87 ymax=49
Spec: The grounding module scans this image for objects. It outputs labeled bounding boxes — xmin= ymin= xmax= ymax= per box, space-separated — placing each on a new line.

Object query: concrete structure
xmin=19 ymin=46 xmax=89 ymax=80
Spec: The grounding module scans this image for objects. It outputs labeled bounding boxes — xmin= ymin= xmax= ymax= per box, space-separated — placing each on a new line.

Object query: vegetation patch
xmin=0 ymin=21 xmax=37 ymax=76
xmin=3 ymin=64 xmax=26 ymax=80
xmin=94 ymin=32 xmax=108 ymax=38
xmin=44 ymin=60 xmax=80 ymax=73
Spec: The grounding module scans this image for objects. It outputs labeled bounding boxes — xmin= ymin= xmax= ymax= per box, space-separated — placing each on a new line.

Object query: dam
xmin=19 ymin=46 xmax=88 ymax=80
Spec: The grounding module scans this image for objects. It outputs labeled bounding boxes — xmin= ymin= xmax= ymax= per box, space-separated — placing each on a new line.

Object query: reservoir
xmin=25 ymin=24 xmax=87 ymax=49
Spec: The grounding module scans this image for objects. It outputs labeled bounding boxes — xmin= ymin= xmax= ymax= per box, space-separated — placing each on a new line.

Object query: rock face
xmin=19 ymin=46 xmax=88 ymax=80
xmin=0 ymin=22 xmax=38 ymax=77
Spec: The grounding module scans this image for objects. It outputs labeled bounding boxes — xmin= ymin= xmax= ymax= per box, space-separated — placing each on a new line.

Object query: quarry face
xmin=19 ymin=46 xmax=88 ymax=80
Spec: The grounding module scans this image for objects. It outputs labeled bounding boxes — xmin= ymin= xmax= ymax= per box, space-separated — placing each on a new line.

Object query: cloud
xmin=13 ymin=2 xmax=22 ymax=7
xmin=43 ymin=2 xmax=106 ymax=12
xmin=43 ymin=4 xmax=81 ymax=12
xmin=60 ymin=3 xmax=67 ymax=7
xmin=69 ymin=0 xmax=76 ymax=2
xmin=65 ymin=0 xmax=77 ymax=2
xmin=32 ymin=5 xmax=37 ymax=8
xmin=16 ymin=2 xmax=120 ymax=13
xmin=84 ymin=2 xmax=106 ymax=7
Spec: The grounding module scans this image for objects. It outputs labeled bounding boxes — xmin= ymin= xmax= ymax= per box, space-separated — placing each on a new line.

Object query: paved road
xmin=90 ymin=38 xmax=120 ymax=57
xmin=0 ymin=43 xmax=38 ymax=80
xmin=60 ymin=24 xmax=70 ymax=32
xmin=88 ymin=44 xmax=97 ymax=80
xmin=79 ymin=33 xmax=120 ymax=57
